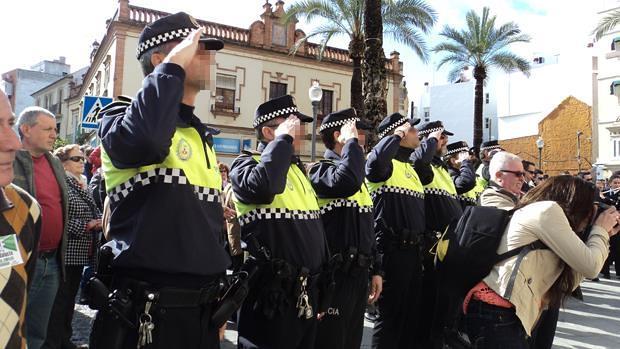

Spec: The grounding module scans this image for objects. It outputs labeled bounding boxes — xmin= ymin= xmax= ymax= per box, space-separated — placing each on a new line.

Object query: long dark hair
xmin=515 ymin=175 xmax=596 ymax=308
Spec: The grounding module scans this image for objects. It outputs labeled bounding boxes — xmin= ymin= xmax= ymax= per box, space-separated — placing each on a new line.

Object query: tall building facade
xmin=77 ymin=0 xmax=407 ymax=162
xmin=593 ymin=1 xmax=620 ymax=174
xmin=1 ymin=57 xmax=70 ymax=116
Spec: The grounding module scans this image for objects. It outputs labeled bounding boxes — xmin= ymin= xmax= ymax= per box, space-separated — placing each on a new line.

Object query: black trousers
xmin=314 ymin=269 xmax=368 ymax=349
xmin=89 ymin=278 xmax=220 ymax=349
xmin=603 ymin=235 xmax=620 ymax=276
xmin=43 ymin=265 xmax=84 ymax=349
xmin=372 ymin=248 xmax=423 ymax=349
xmin=529 ymin=308 xmax=559 ymax=349
xmin=415 ymin=244 xmax=438 ymax=348
xmin=238 ymin=286 xmax=319 ymax=349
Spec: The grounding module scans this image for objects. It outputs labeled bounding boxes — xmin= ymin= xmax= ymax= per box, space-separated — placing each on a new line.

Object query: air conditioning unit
xmin=610 ymin=81 xmax=620 ymax=96
xmin=612 ymin=37 xmax=620 ymax=51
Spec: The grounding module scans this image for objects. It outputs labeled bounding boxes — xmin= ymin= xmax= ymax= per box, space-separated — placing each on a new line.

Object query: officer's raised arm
xmin=366 ymin=134 xmax=401 ymax=183
xmin=99 ymin=28 xmax=203 ymax=169
xmin=310 ymin=119 xmax=366 ymax=198
xmin=231 ymin=136 xmax=294 ymax=204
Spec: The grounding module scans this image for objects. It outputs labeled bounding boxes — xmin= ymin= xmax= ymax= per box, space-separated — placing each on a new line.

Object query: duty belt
xmin=332 ymin=246 xmax=372 ymax=276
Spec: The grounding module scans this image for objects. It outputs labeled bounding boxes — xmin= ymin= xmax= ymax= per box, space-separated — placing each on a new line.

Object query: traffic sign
xmin=82 ymin=96 xmax=113 ymax=131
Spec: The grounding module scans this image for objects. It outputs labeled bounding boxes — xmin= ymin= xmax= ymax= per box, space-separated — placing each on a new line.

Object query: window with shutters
xmin=269 ymin=82 xmax=287 ymax=100
xmin=318 ymin=90 xmax=333 ymax=119
xmin=215 ymin=74 xmax=236 ymax=112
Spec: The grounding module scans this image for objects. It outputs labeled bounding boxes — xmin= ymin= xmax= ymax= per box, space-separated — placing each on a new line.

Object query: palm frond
xmin=436 ymin=54 xmax=470 ymax=70
xmin=490 ymin=52 xmax=531 ymax=76
xmin=385 ymin=24 xmax=429 ymax=62
xmin=593 ymin=9 xmax=620 ymax=40
xmin=446 ymin=64 xmax=470 ymax=83
xmin=382 ymin=0 xmax=437 ymax=34
xmin=289 ymin=23 xmax=346 ymax=59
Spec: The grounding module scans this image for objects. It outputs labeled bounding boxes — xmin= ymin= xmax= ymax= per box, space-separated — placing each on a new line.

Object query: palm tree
xmin=593 ymin=9 xmax=620 ymax=40
xmin=283 ymin=0 xmax=436 ymax=118
xmin=363 ymin=0 xmax=387 ymax=148
xmin=432 ymin=7 xmax=531 ymax=150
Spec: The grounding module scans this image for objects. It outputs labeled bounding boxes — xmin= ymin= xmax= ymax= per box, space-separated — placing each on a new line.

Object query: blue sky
xmin=0 ymin=0 xmax=603 ymax=101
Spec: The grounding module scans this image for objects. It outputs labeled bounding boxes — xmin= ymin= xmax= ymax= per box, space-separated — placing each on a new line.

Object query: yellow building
xmin=77 ymin=0 xmax=408 ymax=162
xmin=501 ymin=96 xmax=593 ymax=175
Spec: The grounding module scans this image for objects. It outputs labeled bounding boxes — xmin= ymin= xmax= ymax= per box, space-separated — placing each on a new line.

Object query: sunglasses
xmin=500 ymin=169 xmax=525 ymax=178
xmin=525 ymin=170 xmax=536 ymax=175
xmin=68 ymin=156 xmax=85 ymax=163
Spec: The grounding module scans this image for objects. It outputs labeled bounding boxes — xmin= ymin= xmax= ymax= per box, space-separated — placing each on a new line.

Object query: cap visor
xmin=200 ymin=37 xmax=224 ymax=51
xmin=294 ymin=111 xmax=314 ymax=123
xmin=356 ymin=120 xmax=373 ymax=130
xmin=442 ymin=130 xmax=454 ymax=136
xmin=408 ymin=118 xmax=421 ymax=126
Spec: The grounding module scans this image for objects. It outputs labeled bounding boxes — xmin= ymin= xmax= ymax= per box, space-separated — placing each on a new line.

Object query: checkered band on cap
xmin=378 ymin=117 xmax=408 ymax=139
xmin=253 ymin=106 xmax=299 ymax=128
xmin=136 ymin=27 xmax=194 ymax=58
xmin=445 ymin=146 xmax=469 ymax=156
xmin=319 ymin=198 xmax=373 ymax=214
xmin=370 ymin=185 xmax=425 ymax=200
xmin=480 ymin=144 xmax=501 ymax=151
xmin=238 ymin=207 xmax=321 ymax=226
xmin=319 ymin=117 xmax=360 ymax=132
xmin=424 ymin=187 xmax=458 ymax=200
xmin=108 ymin=167 xmax=220 ymax=204
xmin=418 ymin=127 xmax=443 ymax=137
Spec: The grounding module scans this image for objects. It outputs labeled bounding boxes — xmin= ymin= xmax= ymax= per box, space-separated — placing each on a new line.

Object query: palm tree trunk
xmin=362 ymin=0 xmax=387 ymax=149
xmin=349 ymin=38 xmax=365 ymax=121
xmin=473 ymin=66 xmax=486 ymax=150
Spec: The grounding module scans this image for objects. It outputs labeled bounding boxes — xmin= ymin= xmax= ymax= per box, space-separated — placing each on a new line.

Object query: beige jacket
xmin=483 ymin=201 xmax=609 ymax=335
xmin=479 ymin=181 xmax=519 ymax=210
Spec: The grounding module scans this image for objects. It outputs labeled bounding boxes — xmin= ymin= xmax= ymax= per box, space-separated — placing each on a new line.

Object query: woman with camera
xmin=464 ymin=175 xmax=620 ymax=348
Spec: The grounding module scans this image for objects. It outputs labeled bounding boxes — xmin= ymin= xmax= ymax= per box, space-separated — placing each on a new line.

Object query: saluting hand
xmin=429 ymin=128 xmax=444 ymax=141
xmin=394 ymin=122 xmax=411 ymax=138
xmin=163 ymin=27 xmax=203 ymax=69
xmin=274 ymin=115 xmax=300 ymax=140
xmin=337 ymin=121 xmax=358 ymax=144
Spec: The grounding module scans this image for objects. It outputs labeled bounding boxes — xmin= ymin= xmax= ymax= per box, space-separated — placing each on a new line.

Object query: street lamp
xmin=536 ymin=136 xmax=545 ymax=169
xmin=308 ymin=81 xmax=323 ymax=161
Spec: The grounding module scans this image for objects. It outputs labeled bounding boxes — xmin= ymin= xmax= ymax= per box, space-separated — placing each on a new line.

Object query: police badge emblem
xmin=177 ymin=139 xmax=192 ymax=161
xmin=287 ymin=180 xmax=294 ymax=191
xmin=405 ymin=171 xmax=413 ymax=179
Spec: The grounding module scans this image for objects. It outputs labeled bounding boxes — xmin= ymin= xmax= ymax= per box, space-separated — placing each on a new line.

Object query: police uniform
xmin=410 ymin=121 xmax=463 ymax=347
xmin=90 ymin=12 xmax=230 ymax=349
xmin=230 ymin=95 xmax=329 ymax=349
xmin=444 ymin=141 xmax=478 ymax=208
xmin=475 ymin=140 xmax=503 ymax=187
xmin=307 ymin=109 xmax=376 ymax=349
xmin=365 ymin=113 xmax=432 ymax=348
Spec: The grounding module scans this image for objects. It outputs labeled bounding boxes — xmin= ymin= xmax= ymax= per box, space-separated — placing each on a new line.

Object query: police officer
xmin=476 ymin=140 xmax=503 ymax=187
xmin=411 ymin=121 xmax=463 ymax=348
xmin=230 ymin=95 xmax=329 ymax=349
xmin=90 ymin=12 xmax=230 ymax=349
xmin=444 ymin=141 xmax=478 ymax=208
xmin=307 ymin=108 xmax=382 ymax=349
xmin=365 ymin=113 xmax=435 ymax=348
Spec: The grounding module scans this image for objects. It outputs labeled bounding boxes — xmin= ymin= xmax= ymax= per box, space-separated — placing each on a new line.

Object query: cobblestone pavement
xmin=72 ymin=276 xmax=620 ymax=348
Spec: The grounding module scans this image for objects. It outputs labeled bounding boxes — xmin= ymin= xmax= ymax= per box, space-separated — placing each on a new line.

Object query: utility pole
xmin=577 ymin=130 xmax=583 ymax=173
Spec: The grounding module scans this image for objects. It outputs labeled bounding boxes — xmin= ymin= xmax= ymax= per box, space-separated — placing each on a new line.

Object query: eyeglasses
xmin=68 ymin=156 xmax=85 ymax=163
xmin=500 ymin=169 xmax=525 ymax=178
xmin=525 ymin=170 xmax=536 ymax=175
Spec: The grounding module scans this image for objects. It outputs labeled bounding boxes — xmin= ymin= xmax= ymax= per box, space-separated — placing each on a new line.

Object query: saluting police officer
xmin=444 ymin=141 xmax=478 ymax=208
xmin=307 ymin=108 xmax=382 ymax=349
xmin=365 ymin=113 xmax=436 ymax=348
xmin=91 ymin=12 xmax=230 ymax=349
xmin=230 ymin=95 xmax=329 ymax=349
xmin=411 ymin=121 xmax=463 ymax=348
